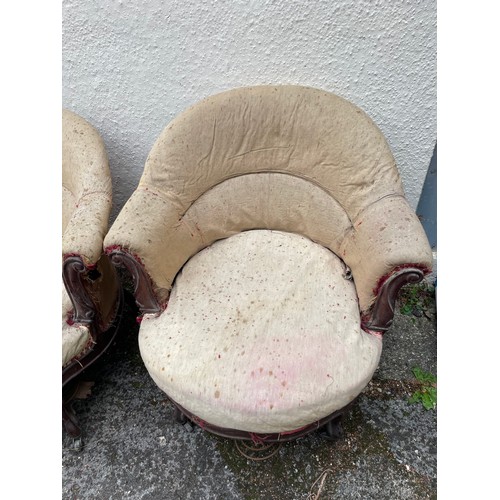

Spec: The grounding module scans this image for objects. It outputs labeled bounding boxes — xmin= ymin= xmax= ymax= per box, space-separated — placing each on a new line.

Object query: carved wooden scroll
xmin=62 ymin=256 xmax=96 ymax=324
xmin=108 ymin=250 xmax=161 ymax=315
xmin=362 ymin=267 xmax=425 ymax=333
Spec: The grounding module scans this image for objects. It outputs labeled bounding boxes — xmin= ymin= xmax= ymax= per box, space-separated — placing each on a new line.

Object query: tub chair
xmin=104 ymin=86 xmax=432 ymax=444
xmin=62 ymin=109 xmax=122 ymax=443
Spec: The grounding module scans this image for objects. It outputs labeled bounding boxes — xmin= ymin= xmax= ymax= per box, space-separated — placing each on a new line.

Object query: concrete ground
xmin=62 ymin=287 xmax=437 ymax=500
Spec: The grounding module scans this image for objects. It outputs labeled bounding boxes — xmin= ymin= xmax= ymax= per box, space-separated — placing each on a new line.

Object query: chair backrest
xmin=105 ymin=86 xmax=414 ymax=305
xmin=144 ymin=84 xmax=402 ymax=223
xmin=62 ymin=110 xmax=113 ymax=266
xmin=62 ymin=109 xmax=112 ymax=235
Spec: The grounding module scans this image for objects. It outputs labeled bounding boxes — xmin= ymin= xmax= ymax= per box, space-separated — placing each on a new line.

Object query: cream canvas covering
xmin=62 ymin=284 xmax=90 ymax=367
xmin=62 ymin=109 xmax=124 ymax=441
xmin=62 ymin=109 xmax=117 ymax=365
xmin=62 ymin=109 xmax=112 ymax=266
xmin=105 ymin=85 xmax=433 ymax=437
xmin=139 ymin=230 xmax=382 ymax=433
xmin=105 ymin=85 xmax=432 ymax=312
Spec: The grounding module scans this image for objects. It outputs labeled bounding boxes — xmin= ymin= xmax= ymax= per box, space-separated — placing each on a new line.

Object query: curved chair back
xmin=105 ymin=86 xmax=418 ymax=311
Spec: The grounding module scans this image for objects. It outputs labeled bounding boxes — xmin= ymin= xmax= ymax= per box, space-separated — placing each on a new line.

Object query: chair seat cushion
xmin=62 ymin=284 xmax=91 ymax=367
xmin=139 ymin=230 xmax=382 ymax=434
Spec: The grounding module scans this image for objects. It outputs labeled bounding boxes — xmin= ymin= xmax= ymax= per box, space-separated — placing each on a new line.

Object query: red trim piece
xmin=249 ymin=433 xmax=267 ymax=445
xmin=104 ymin=244 xmax=123 ymax=255
xmin=280 ymin=423 xmax=310 ymax=435
xmin=192 ymin=415 xmax=207 ymax=429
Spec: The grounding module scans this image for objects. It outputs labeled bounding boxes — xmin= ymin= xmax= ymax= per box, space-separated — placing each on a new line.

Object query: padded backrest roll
xmin=142 ymin=85 xmax=403 ymax=222
xmin=105 ymin=85 xmax=406 ymax=296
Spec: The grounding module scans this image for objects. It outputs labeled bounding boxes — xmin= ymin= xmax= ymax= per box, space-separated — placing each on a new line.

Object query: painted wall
xmin=63 ymin=0 xmax=436 ymax=221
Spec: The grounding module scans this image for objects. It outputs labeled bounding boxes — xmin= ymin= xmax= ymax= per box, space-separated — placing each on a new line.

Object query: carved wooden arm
xmin=340 ymin=196 xmax=433 ymax=333
xmin=63 ymin=253 xmax=121 ymax=330
xmin=107 ymin=249 xmax=162 ymax=315
xmin=361 ymin=266 xmax=425 ymax=333
xmin=62 ymin=255 xmax=97 ymax=325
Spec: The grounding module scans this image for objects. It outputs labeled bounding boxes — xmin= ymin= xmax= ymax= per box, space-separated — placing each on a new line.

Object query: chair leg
xmin=320 ymin=414 xmax=344 ymax=440
xmin=62 ymin=402 xmax=83 ymax=450
xmin=62 ymin=379 xmax=93 ymax=450
xmin=62 ymin=400 xmax=80 ymax=436
xmin=172 ymin=405 xmax=196 ymax=432
xmin=173 ymin=405 xmax=187 ymax=424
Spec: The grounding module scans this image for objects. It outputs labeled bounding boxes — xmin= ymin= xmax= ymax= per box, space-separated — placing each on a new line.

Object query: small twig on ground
xmin=307 ymin=468 xmax=334 ymax=500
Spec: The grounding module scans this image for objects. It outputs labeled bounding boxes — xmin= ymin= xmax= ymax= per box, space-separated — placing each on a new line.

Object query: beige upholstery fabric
xmin=139 ymin=230 xmax=382 ymax=433
xmin=62 ymin=109 xmax=117 ymax=365
xmin=105 ymin=85 xmax=432 ymax=311
xmin=340 ymin=195 xmax=432 ymax=310
xmin=62 ymin=109 xmax=112 ymax=266
xmin=62 ymin=284 xmax=91 ymax=367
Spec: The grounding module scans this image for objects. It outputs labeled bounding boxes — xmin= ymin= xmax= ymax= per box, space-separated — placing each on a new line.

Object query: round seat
xmin=139 ymin=230 xmax=382 ymax=434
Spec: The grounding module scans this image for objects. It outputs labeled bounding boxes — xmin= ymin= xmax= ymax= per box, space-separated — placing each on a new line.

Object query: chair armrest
xmin=62 ymin=253 xmax=120 ymax=329
xmin=340 ymin=195 xmax=433 ymax=317
xmin=62 ymin=191 xmax=119 ymax=328
xmin=103 ymin=187 xmax=197 ymax=308
xmin=62 ymin=192 xmax=112 ymax=266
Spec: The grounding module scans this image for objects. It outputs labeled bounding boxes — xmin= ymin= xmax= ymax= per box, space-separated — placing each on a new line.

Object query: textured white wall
xmin=63 ymin=0 xmax=436 ymax=221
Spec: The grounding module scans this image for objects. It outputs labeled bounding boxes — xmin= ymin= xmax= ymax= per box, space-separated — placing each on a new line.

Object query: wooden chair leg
xmin=320 ymin=414 xmax=344 ymax=440
xmin=62 ymin=402 xmax=83 ymax=450
xmin=62 ymin=400 xmax=80 ymax=436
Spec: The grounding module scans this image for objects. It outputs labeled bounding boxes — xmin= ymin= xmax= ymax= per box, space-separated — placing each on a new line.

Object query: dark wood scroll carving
xmin=62 ymin=256 xmax=95 ymax=324
xmin=62 ymin=401 xmax=81 ymax=438
xmin=109 ymin=250 xmax=161 ymax=315
xmin=362 ymin=267 xmax=424 ymax=333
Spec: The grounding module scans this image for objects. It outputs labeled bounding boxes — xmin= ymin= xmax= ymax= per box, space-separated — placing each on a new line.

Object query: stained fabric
xmin=62 ymin=109 xmax=112 ymax=266
xmin=104 ymin=85 xmax=432 ymax=312
xmin=62 ymin=109 xmax=116 ymax=364
xmin=62 ymin=284 xmax=90 ymax=367
xmin=139 ymin=230 xmax=382 ymax=433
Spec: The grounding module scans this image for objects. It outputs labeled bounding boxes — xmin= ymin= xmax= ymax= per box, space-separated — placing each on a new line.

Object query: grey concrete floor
xmin=62 ymin=290 xmax=437 ymax=499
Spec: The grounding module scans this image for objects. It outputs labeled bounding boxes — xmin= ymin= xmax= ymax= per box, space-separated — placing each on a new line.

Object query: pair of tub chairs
xmin=62 ymin=85 xmax=432 ymax=448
